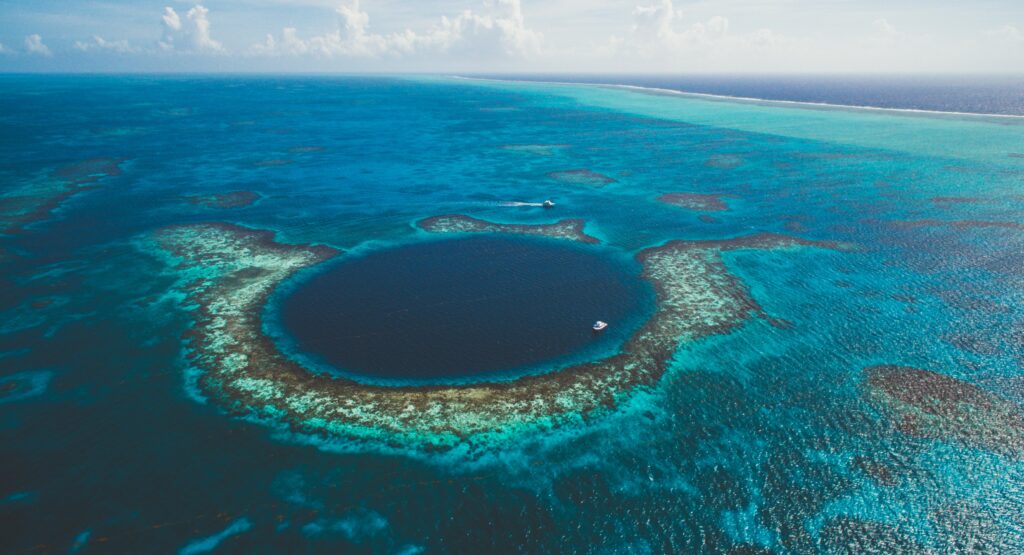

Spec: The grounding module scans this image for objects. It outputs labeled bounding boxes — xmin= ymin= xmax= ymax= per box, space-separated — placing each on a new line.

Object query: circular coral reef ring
xmin=151 ymin=218 xmax=845 ymax=452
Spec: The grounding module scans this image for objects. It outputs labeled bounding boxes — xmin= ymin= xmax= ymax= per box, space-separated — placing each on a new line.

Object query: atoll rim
xmin=151 ymin=217 xmax=845 ymax=453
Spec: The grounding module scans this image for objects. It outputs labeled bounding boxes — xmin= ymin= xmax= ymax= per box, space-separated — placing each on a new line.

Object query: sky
xmin=0 ymin=0 xmax=1022 ymax=73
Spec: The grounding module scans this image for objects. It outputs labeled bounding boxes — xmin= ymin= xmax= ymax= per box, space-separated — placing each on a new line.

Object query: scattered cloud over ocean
xmin=74 ymin=36 xmax=138 ymax=54
xmin=609 ymin=0 xmax=791 ymax=64
xmin=0 ymin=0 xmax=1021 ymax=71
xmin=988 ymin=24 xmax=1023 ymax=44
xmin=160 ymin=5 xmax=223 ymax=53
xmin=24 ymin=34 xmax=51 ymax=57
xmin=249 ymin=0 xmax=541 ymax=60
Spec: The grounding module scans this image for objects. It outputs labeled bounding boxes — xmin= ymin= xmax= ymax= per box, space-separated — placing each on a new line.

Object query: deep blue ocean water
xmin=277 ymin=235 xmax=649 ymax=382
xmin=1 ymin=74 xmax=1024 ymax=553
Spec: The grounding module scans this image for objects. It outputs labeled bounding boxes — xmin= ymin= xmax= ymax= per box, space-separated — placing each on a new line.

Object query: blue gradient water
xmin=1 ymin=74 xmax=1024 ymax=553
xmin=477 ymin=74 xmax=1024 ymax=115
xmin=276 ymin=235 xmax=650 ymax=382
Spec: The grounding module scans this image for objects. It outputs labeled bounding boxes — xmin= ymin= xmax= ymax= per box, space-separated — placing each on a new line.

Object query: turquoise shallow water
xmin=2 ymin=74 xmax=1024 ymax=553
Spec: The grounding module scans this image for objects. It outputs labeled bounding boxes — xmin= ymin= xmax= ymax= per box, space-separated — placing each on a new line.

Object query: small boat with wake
xmin=592 ymin=320 xmax=608 ymax=332
xmin=542 ymin=200 xmax=555 ymax=208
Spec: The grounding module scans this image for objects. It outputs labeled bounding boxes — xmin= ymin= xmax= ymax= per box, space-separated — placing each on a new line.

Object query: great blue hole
xmin=276 ymin=235 xmax=650 ymax=382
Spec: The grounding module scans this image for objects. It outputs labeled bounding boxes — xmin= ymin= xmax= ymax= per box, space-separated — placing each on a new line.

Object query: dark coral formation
xmin=704 ymin=154 xmax=744 ymax=169
xmin=417 ymin=215 xmax=599 ymax=244
xmin=930 ymin=500 xmax=1024 ymax=553
xmin=0 ymin=371 xmax=52 ymax=404
xmin=657 ymin=193 xmax=732 ymax=212
xmin=500 ymin=144 xmax=570 ymax=156
xmin=929 ymin=196 xmax=984 ymax=205
xmin=254 ymin=159 xmax=293 ymax=167
xmin=0 ymin=158 xmax=122 ymax=236
xmin=153 ymin=219 xmax=842 ymax=452
xmin=546 ymin=169 xmax=616 ymax=187
xmin=862 ymin=365 xmax=1024 ymax=458
xmin=895 ymin=219 xmax=1024 ymax=231
xmin=851 ymin=456 xmax=900 ymax=487
xmin=817 ymin=516 xmax=929 ymax=554
xmin=184 ymin=191 xmax=260 ymax=209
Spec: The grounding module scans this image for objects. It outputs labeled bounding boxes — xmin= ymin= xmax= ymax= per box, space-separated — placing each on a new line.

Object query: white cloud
xmin=987 ymin=24 xmax=1023 ymax=44
xmin=25 ymin=34 xmax=52 ymax=57
xmin=870 ymin=18 xmax=906 ymax=42
xmin=630 ymin=0 xmax=730 ymax=49
xmin=8 ymin=0 xmax=1018 ymax=72
xmin=249 ymin=0 xmax=541 ymax=60
xmin=74 ymin=36 xmax=138 ymax=54
xmin=607 ymin=0 xmax=789 ymax=66
xmin=160 ymin=5 xmax=223 ymax=52
xmin=873 ymin=18 xmax=894 ymax=35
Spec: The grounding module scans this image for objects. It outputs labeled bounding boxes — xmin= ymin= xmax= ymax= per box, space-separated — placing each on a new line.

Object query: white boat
xmin=542 ymin=200 xmax=555 ymax=208
xmin=592 ymin=320 xmax=608 ymax=331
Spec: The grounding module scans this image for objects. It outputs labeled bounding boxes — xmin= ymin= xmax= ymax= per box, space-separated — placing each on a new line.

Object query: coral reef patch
xmin=0 ymin=371 xmax=54 ymax=404
xmin=929 ymin=196 xmax=985 ymax=205
xmin=417 ymin=215 xmax=599 ymax=244
xmin=500 ymin=144 xmax=570 ymax=156
xmin=152 ymin=220 xmax=842 ymax=453
xmin=705 ymin=155 xmax=744 ymax=169
xmin=817 ymin=516 xmax=927 ymax=554
xmin=546 ymin=169 xmax=616 ymax=187
xmin=184 ymin=191 xmax=260 ymax=209
xmin=0 ymin=158 xmax=122 ymax=236
xmin=657 ymin=193 xmax=733 ymax=212
xmin=895 ymin=219 xmax=1024 ymax=231
xmin=862 ymin=365 xmax=1024 ymax=458
xmin=255 ymin=159 xmax=292 ymax=167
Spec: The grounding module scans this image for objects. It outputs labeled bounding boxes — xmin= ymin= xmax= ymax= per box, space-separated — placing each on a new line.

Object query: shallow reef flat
xmin=0 ymin=158 xmax=122 ymax=262
xmin=704 ymin=154 xmax=745 ymax=169
xmin=895 ymin=218 xmax=1024 ymax=231
xmin=254 ymin=158 xmax=292 ymax=167
xmin=546 ymin=169 xmax=617 ymax=187
xmin=183 ymin=190 xmax=261 ymax=209
xmin=0 ymin=158 xmax=122 ymax=236
xmin=500 ymin=144 xmax=570 ymax=156
xmin=862 ymin=364 xmax=1024 ymax=458
xmin=657 ymin=192 xmax=733 ymax=212
xmin=151 ymin=219 xmax=844 ymax=453
xmin=287 ymin=145 xmax=325 ymax=153
xmin=417 ymin=214 xmax=599 ymax=244
xmin=0 ymin=370 xmax=53 ymax=404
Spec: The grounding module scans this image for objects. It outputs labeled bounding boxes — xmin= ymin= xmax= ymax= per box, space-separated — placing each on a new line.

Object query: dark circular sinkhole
xmin=276 ymin=235 xmax=649 ymax=382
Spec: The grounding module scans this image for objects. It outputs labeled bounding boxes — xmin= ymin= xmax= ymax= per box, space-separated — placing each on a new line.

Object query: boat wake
xmin=500 ymin=201 xmax=546 ymax=207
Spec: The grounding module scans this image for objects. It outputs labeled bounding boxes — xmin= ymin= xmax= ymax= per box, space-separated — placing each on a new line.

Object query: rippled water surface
xmin=2 ymin=75 xmax=1024 ymax=553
